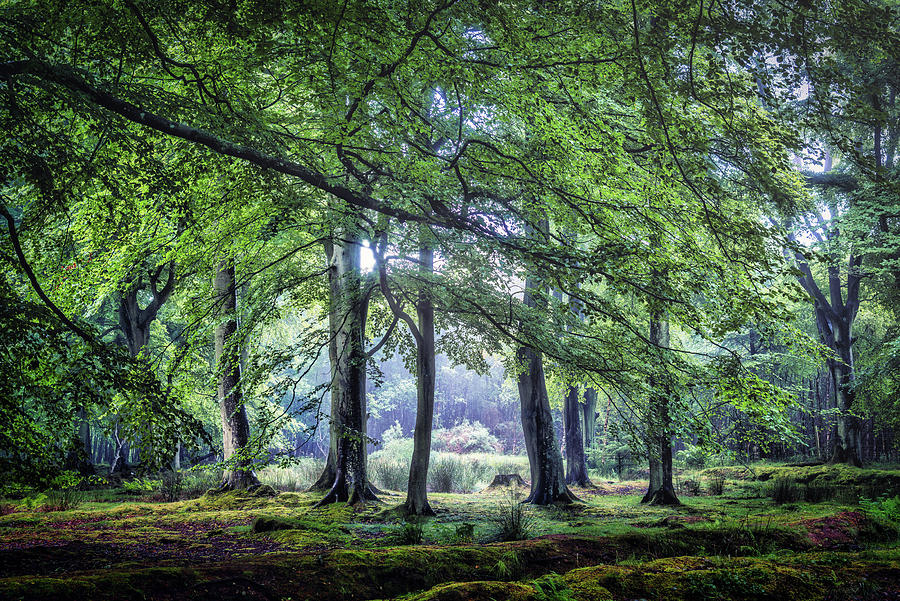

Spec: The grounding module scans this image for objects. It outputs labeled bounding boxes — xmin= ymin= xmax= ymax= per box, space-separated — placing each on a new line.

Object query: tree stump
xmin=486 ymin=474 xmax=528 ymax=489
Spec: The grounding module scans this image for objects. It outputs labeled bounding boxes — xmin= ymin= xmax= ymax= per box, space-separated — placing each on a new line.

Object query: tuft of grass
xmin=706 ymin=473 xmax=726 ymax=496
xmin=491 ymin=491 xmax=534 ymax=541
xmin=370 ymin=457 xmax=408 ymax=491
xmin=393 ymin=517 xmax=425 ymax=545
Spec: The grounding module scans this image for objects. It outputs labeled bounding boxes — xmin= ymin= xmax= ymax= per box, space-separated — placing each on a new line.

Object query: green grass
xmin=2 ymin=460 xmax=900 ymax=600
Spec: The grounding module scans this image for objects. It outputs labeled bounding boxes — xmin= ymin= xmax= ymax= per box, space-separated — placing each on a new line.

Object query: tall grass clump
xmin=257 ymin=458 xmax=324 ymax=492
xmin=491 ymin=491 xmax=534 ymax=541
xmin=770 ymin=478 xmax=801 ymax=505
xmin=429 ymin=454 xmax=465 ymax=492
xmin=371 ymin=457 xmax=408 ymax=491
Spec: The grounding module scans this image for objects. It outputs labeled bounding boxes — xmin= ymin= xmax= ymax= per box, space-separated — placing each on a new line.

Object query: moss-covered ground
xmin=2 ymin=463 xmax=899 ymax=600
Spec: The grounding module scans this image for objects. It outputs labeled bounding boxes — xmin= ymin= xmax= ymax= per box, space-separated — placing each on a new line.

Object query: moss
xmin=398 ymin=580 xmax=538 ymax=601
xmin=563 ymin=555 xmax=844 ymax=601
xmin=0 ymin=567 xmax=198 ymax=601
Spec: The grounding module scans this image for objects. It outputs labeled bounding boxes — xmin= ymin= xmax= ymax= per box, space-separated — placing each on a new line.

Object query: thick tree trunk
xmin=214 ymin=260 xmax=259 ymax=490
xmin=564 ymin=385 xmax=592 ymax=486
xmin=316 ymin=229 xmax=376 ymax=506
xmin=309 ymin=241 xmax=340 ymax=491
xmin=403 ymin=243 xmax=436 ymax=516
xmin=517 ymin=256 xmax=577 ymax=505
xmin=641 ymin=313 xmax=679 ymax=505
xmin=830 ymin=325 xmax=862 ymax=467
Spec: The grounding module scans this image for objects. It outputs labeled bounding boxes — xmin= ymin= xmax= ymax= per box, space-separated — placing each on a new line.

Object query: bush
xmin=160 ymin=470 xmax=184 ymax=501
xmin=43 ymin=470 xmax=84 ymax=510
xmin=707 ymin=473 xmax=726 ymax=496
xmin=429 ymin=455 xmax=465 ymax=493
xmin=432 ymin=420 xmax=500 ymax=454
xmin=122 ymin=477 xmax=159 ymax=495
xmin=371 ymin=457 xmax=408 ymax=491
xmin=491 ymin=491 xmax=534 ymax=541
xmin=256 ymin=458 xmax=324 ymax=492
xmin=181 ymin=470 xmax=222 ymax=498
xmin=676 ymin=445 xmax=708 ymax=470
xmin=860 ymin=494 xmax=900 ymax=523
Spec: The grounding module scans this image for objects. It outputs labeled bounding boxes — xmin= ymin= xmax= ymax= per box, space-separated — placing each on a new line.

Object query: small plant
xmin=43 ymin=471 xmax=84 ymax=511
xmin=491 ymin=491 xmax=534 ymax=541
xmin=160 ymin=470 xmax=184 ymax=502
xmin=532 ymin=573 xmax=574 ymax=601
xmin=394 ymin=517 xmax=425 ymax=545
xmin=860 ymin=494 xmax=900 ymax=530
xmin=453 ymin=522 xmax=475 ymax=543
xmin=707 ymin=473 xmax=726 ymax=496
xmin=122 ymin=477 xmax=159 ymax=495
xmin=492 ymin=549 xmax=523 ymax=579
xmin=18 ymin=493 xmax=48 ymax=510
xmin=679 ymin=479 xmax=701 ymax=496
xmin=371 ymin=458 xmax=408 ymax=491
xmin=770 ymin=478 xmax=801 ymax=505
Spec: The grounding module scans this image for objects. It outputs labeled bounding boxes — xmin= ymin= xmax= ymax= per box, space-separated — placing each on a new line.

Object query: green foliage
xmin=860 ymin=495 xmax=900 ymax=532
xmin=393 ymin=517 xmax=425 ymax=545
xmin=431 ymin=419 xmax=501 ymax=454
xmin=121 ymin=478 xmax=159 ymax=495
xmin=532 ymin=573 xmax=574 ymax=601
xmin=491 ymin=492 xmax=534 ymax=542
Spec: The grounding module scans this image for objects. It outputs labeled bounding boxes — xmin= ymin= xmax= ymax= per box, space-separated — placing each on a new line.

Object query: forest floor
xmin=2 ymin=463 xmax=900 ymax=600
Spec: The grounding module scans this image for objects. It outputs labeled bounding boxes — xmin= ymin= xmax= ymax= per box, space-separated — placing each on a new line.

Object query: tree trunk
xmin=403 ymin=242 xmax=436 ymax=516
xmin=316 ymin=228 xmax=376 ymax=506
xmin=641 ymin=312 xmax=679 ymax=505
xmin=517 ymin=251 xmax=577 ymax=505
xmin=214 ymin=259 xmax=259 ymax=490
xmin=564 ymin=385 xmax=592 ymax=486
xmin=830 ymin=322 xmax=862 ymax=466
xmin=582 ymin=387 xmax=598 ymax=452
xmin=309 ymin=241 xmax=340 ymax=491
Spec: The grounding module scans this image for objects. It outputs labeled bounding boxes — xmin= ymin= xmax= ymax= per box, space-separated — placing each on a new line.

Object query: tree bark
xmin=517 ymin=244 xmax=577 ymax=505
xmin=564 ymin=384 xmax=592 ymax=486
xmin=641 ymin=312 xmax=679 ymax=505
xmin=315 ymin=226 xmax=376 ymax=506
xmin=403 ymin=241 xmax=436 ymax=516
xmin=214 ymin=260 xmax=259 ymax=489
xmin=582 ymin=387 xmax=598 ymax=452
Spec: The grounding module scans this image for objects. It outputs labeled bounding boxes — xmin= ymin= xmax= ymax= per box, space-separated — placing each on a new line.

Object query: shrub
xmin=256 ymin=458 xmax=324 ymax=492
xmin=860 ymin=494 xmax=900 ymax=523
xmin=432 ymin=420 xmax=500 ymax=454
xmin=122 ymin=477 xmax=159 ymax=495
xmin=43 ymin=470 xmax=84 ymax=511
xmin=676 ymin=445 xmax=708 ymax=470
xmin=160 ymin=470 xmax=184 ymax=501
xmin=429 ymin=455 xmax=464 ymax=493
xmin=678 ymin=479 xmax=701 ymax=496
xmin=181 ymin=470 xmax=222 ymax=498
xmin=371 ymin=457 xmax=408 ymax=491
xmin=491 ymin=491 xmax=534 ymax=541
xmin=707 ymin=473 xmax=726 ymax=496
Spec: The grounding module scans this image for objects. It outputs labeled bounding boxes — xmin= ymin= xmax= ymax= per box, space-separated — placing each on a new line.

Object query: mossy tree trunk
xmin=582 ymin=386 xmax=598 ymax=454
xmin=517 ymin=230 xmax=577 ymax=505
xmin=405 ymin=241 xmax=436 ymax=515
xmin=641 ymin=311 xmax=679 ymax=506
xmin=309 ymin=240 xmax=340 ymax=492
xmin=214 ymin=259 xmax=259 ymax=490
xmin=316 ymin=225 xmax=376 ymax=506
xmin=564 ymin=385 xmax=592 ymax=487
